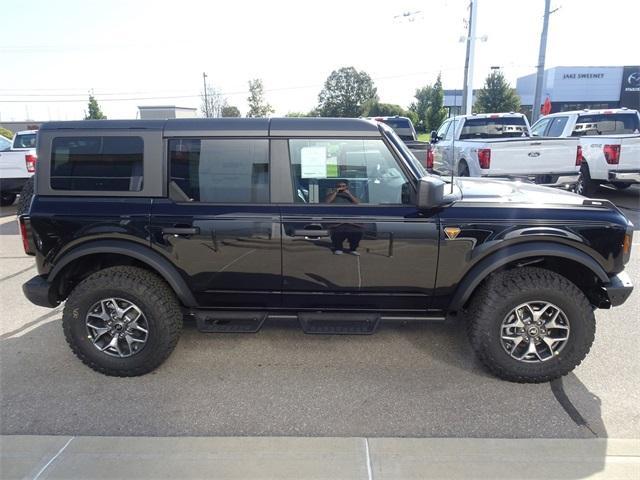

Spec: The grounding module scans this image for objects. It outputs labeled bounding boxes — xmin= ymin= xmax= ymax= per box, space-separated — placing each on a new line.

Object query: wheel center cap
xmin=527 ymin=326 xmax=539 ymax=337
xmin=114 ymin=324 xmax=123 ymax=331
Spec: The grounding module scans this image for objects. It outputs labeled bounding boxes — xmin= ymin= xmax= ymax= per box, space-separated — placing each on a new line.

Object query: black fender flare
xmin=448 ymin=241 xmax=609 ymax=312
xmin=48 ymin=239 xmax=198 ymax=307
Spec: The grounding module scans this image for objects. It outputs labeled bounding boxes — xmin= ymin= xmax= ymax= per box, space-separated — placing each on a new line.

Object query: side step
xmin=194 ymin=311 xmax=266 ymax=333
xmin=298 ymin=312 xmax=381 ymax=335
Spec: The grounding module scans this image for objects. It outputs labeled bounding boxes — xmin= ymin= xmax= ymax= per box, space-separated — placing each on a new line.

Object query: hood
xmin=455 ymin=177 xmax=585 ymax=205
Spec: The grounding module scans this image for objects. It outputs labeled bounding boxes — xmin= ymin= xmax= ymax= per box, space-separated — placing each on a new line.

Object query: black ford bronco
xmin=20 ymin=118 xmax=634 ymax=382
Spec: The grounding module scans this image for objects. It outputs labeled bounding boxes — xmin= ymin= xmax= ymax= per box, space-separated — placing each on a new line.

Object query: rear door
xmin=150 ymin=135 xmax=282 ymax=308
xmin=277 ymin=136 xmax=439 ymax=313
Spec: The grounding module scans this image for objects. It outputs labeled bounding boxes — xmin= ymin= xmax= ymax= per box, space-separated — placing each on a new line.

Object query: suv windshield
xmin=572 ymin=113 xmax=640 ymax=136
xmin=13 ymin=133 xmax=37 ymax=149
xmin=460 ymin=117 xmax=529 ymax=139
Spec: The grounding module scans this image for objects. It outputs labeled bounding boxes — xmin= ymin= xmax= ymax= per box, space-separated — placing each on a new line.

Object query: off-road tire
xmin=16 ymin=177 xmax=34 ymax=215
xmin=63 ymin=266 xmax=183 ymax=376
xmin=575 ymin=165 xmax=598 ymax=196
xmin=467 ymin=267 xmax=595 ymax=383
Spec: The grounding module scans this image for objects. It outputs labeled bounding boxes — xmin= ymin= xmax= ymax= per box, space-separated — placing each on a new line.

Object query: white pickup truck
xmin=0 ymin=130 xmax=37 ymax=206
xmin=429 ymin=113 xmax=580 ymax=185
xmin=530 ymin=108 xmax=640 ymax=195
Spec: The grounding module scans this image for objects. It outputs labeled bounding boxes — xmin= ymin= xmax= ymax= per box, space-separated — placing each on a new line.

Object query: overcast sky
xmin=1 ymin=0 xmax=638 ymax=121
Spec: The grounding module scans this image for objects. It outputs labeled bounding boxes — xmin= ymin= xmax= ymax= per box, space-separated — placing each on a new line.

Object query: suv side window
xmin=51 ymin=136 xmax=143 ymax=191
xmin=169 ymin=138 xmax=269 ymax=203
xmin=289 ymin=138 xmax=411 ymax=205
xmin=546 ymin=116 xmax=568 ymax=137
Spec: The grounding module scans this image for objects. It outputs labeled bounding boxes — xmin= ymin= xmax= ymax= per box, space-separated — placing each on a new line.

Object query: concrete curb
xmin=1 ymin=435 xmax=638 ymax=479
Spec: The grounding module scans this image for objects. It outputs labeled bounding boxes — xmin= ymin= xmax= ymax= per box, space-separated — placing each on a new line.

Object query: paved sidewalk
xmin=1 ymin=435 xmax=638 ymax=479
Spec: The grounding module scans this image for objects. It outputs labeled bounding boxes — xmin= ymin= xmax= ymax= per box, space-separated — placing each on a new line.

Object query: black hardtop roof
xmin=39 ymin=117 xmax=382 ymax=137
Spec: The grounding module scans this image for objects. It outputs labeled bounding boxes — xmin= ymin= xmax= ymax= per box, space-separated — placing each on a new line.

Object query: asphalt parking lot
xmin=0 ymin=186 xmax=638 ymax=442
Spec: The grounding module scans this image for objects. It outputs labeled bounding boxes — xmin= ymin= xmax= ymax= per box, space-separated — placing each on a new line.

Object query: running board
xmin=298 ymin=312 xmax=381 ymax=335
xmin=194 ymin=311 xmax=266 ymax=333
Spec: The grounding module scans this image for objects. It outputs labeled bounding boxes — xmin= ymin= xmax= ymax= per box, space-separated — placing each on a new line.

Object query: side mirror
xmin=416 ymin=176 xmax=445 ymax=210
xmin=430 ymin=130 xmax=439 ymax=143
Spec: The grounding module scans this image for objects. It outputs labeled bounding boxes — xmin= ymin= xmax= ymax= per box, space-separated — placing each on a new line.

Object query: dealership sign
xmin=620 ymin=65 xmax=640 ymax=109
xmin=562 ymin=72 xmax=605 ymax=80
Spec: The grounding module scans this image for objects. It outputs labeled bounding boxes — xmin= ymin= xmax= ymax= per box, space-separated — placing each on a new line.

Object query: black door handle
xmin=162 ymin=226 xmax=200 ymax=236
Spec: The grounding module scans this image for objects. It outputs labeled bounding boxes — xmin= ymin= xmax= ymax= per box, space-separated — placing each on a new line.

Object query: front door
xmin=279 ymin=137 xmax=439 ymax=313
xmin=150 ymin=138 xmax=281 ymax=308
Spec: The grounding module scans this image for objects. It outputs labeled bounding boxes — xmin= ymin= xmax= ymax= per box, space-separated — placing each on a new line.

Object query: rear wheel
xmin=612 ymin=182 xmax=631 ymax=190
xmin=575 ymin=165 xmax=598 ymax=196
xmin=467 ymin=267 xmax=595 ymax=383
xmin=63 ymin=266 xmax=183 ymax=376
xmin=457 ymin=161 xmax=470 ymax=177
xmin=0 ymin=193 xmax=16 ymax=206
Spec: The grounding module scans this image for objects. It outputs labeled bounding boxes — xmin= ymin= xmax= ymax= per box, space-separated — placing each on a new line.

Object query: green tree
xmin=317 ymin=67 xmax=378 ymax=117
xmin=221 ymin=105 xmax=241 ymax=117
xmin=425 ymin=74 xmax=447 ymax=132
xmin=474 ymin=71 xmax=520 ymax=113
xmin=409 ymin=85 xmax=432 ymax=131
xmin=362 ymin=101 xmax=405 ymax=117
xmin=246 ymin=79 xmax=274 ymax=118
xmin=84 ymin=95 xmax=106 ymax=120
xmin=0 ymin=126 xmax=13 ymax=140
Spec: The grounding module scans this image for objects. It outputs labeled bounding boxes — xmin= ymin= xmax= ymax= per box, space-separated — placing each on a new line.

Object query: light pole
xmin=531 ymin=0 xmax=559 ymax=123
xmin=460 ymin=0 xmax=486 ymax=115
xmin=202 ymin=72 xmax=209 ymax=118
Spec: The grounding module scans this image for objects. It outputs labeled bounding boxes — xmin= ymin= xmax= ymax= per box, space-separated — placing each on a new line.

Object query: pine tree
xmin=474 ymin=71 xmax=520 ymax=113
xmin=84 ymin=95 xmax=106 ymax=120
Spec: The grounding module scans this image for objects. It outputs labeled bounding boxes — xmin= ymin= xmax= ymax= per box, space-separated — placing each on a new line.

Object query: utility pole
xmin=202 ymin=72 xmax=209 ymax=118
xmin=461 ymin=0 xmax=478 ymax=115
xmin=531 ymin=0 xmax=551 ymax=123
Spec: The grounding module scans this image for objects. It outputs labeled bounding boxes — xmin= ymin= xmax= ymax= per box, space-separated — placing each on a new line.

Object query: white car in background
xmin=429 ymin=112 xmax=580 ymax=185
xmin=0 ymin=130 xmax=37 ymax=206
xmin=531 ymin=108 xmax=640 ymax=195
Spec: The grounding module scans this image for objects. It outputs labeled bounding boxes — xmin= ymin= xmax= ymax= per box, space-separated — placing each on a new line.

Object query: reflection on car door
xmin=280 ymin=138 xmax=439 ymax=313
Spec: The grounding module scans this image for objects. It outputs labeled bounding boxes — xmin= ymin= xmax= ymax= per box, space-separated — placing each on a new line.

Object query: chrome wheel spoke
xmin=86 ymin=297 xmax=148 ymax=358
xmin=500 ymin=301 xmax=570 ymax=364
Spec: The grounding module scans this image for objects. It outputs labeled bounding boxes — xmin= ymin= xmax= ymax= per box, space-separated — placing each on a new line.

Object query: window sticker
xmin=301 ymin=146 xmax=327 ymax=178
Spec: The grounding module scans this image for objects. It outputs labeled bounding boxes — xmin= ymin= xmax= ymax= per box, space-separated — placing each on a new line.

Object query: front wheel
xmin=467 ymin=267 xmax=595 ymax=383
xmin=63 ymin=266 xmax=183 ymax=376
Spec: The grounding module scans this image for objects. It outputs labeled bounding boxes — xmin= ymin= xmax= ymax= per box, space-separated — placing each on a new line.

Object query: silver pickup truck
xmin=430 ymin=113 xmax=580 ymax=185
xmin=0 ymin=130 xmax=37 ymax=206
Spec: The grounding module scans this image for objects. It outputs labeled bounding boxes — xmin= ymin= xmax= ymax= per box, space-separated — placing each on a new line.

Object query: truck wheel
xmin=0 ymin=193 xmax=17 ymax=206
xmin=612 ymin=183 xmax=631 ymax=190
xmin=467 ymin=267 xmax=595 ymax=383
xmin=575 ymin=165 xmax=598 ymax=196
xmin=457 ymin=161 xmax=470 ymax=177
xmin=16 ymin=177 xmax=34 ymax=215
xmin=62 ymin=266 xmax=183 ymax=376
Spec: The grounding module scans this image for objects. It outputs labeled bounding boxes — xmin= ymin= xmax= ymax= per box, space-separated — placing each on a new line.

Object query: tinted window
xmin=289 ymin=139 xmax=411 ymax=205
xmin=572 ymin=113 xmax=640 ymax=136
xmin=14 ymin=133 xmax=36 ymax=149
xmin=169 ymin=139 xmax=269 ymax=203
xmin=546 ymin=117 xmax=568 ymax=137
xmin=51 ymin=136 xmax=143 ymax=191
xmin=460 ymin=117 xmax=529 ymax=139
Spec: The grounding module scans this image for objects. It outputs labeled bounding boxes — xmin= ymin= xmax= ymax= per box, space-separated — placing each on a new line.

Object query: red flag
xmin=541 ymin=96 xmax=552 ymax=116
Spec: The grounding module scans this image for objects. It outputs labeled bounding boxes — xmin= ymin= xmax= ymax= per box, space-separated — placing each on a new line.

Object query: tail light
xmin=576 ymin=145 xmax=583 ymax=166
xmin=18 ymin=216 xmax=33 ymax=255
xmin=478 ymin=148 xmax=491 ymax=169
xmin=603 ymin=144 xmax=620 ymax=164
xmin=25 ymin=154 xmax=37 ymax=173
xmin=426 ymin=149 xmax=434 ymax=169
